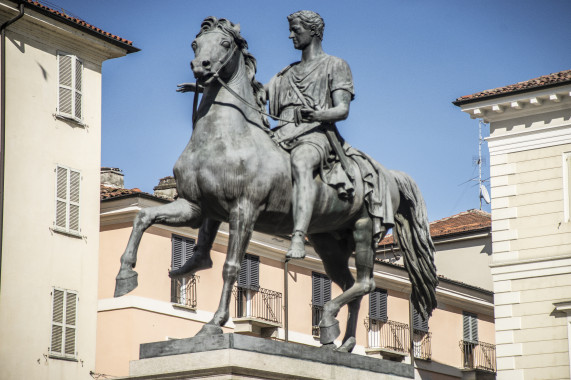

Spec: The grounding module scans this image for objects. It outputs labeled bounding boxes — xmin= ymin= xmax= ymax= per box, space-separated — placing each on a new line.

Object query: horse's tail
xmin=391 ymin=170 xmax=438 ymax=320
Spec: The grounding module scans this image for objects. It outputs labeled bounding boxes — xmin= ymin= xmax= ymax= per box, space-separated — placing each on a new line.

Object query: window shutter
xmin=57 ymin=53 xmax=83 ymax=121
xmin=50 ymin=288 xmax=77 ymax=358
xmin=58 ymin=54 xmax=73 ymax=117
xmin=55 ymin=167 xmax=68 ymax=230
xmin=369 ymin=288 xmax=388 ymax=321
xmin=74 ymin=59 xmax=83 ymax=120
xmin=463 ymin=312 xmax=478 ymax=343
xmin=172 ymin=236 xmax=183 ymax=270
xmin=413 ymin=307 xmax=429 ymax=332
xmin=69 ymin=170 xmax=80 ymax=233
xmin=238 ymin=254 xmax=259 ymax=291
xmin=312 ymin=272 xmax=331 ymax=307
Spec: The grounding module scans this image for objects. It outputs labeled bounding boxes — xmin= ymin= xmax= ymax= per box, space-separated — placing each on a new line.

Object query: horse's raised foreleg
xmin=196 ymin=201 xmax=258 ymax=335
xmin=170 ymin=218 xmax=221 ymax=278
xmin=114 ymin=198 xmax=202 ymax=297
xmin=318 ymin=216 xmax=376 ymax=349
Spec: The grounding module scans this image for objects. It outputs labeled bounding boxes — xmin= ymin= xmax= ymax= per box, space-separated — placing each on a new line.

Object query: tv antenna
xmin=476 ymin=120 xmax=490 ymax=208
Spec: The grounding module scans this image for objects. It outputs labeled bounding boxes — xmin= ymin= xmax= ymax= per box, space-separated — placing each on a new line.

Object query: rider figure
xmin=266 ymin=10 xmax=354 ymax=259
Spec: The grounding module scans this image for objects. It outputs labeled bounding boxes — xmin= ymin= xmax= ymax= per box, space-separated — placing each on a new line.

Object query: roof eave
xmin=453 ymin=79 xmax=571 ymax=107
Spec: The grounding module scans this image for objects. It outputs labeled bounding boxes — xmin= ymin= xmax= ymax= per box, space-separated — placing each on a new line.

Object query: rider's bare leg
xmin=287 ymin=144 xmax=320 ymax=259
xmin=169 ymin=218 xmax=221 ymax=278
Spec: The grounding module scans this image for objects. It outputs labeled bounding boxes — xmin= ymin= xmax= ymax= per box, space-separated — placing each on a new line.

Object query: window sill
xmin=49 ymin=354 xmax=78 ymax=362
xmin=55 ymin=114 xmax=87 ymax=128
xmin=172 ymin=303 xmax=197 ymax=312
xmin=52 ymin=227 xmax=83 ymax=239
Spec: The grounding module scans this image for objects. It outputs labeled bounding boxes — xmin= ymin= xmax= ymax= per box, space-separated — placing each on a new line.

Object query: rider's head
xmin=287 ymin=11 xmax=324 ymax=41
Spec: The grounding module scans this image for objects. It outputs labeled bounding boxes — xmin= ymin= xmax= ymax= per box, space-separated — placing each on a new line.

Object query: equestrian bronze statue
xmin=114 ymin=13 xmax=438 ymax=353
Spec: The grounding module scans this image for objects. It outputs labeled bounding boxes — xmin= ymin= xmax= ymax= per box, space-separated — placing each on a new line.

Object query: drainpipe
xmin=284 ymin=258 xmax=289 ymax=342
xmin=0 ymin=2 xmax=25 ymax=290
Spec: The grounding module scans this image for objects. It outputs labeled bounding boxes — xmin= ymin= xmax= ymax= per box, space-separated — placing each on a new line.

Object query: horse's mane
xmin=198 ymin=17 xmax=269 ymax=127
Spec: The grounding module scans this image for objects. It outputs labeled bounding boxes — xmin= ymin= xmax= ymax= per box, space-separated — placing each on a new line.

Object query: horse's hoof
xmin=336 ymin=337 xmax=356 ymax=353
xmin=319 ymin=320 xmax=340 ymax=345
xmin=196 ymin=323 xmax=223 ymax=336
xmin=114 ymin=269 xmax=138 ymax=297
xmin=320 ymin=343 xmax=337 ymax=351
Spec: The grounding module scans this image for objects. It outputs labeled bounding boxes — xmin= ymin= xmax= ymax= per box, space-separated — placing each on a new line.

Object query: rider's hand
xmin=177 ymin=83 xmax=203 ymax=93
xmin=300 ymin=107 xmax=320 ymax=122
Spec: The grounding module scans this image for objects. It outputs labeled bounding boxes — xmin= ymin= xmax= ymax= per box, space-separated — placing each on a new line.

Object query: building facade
xmin=97 ymin=173 xmax=496 ymax=379
xmin=0 ymin=2 xmax=137 ymax=379
xmin=454 ymin=69 xmax=571 ymax=379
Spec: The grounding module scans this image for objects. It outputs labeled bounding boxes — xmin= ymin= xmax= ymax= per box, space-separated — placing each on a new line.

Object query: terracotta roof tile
xmin=100 ymin=185 xmax=144 ymax=200
xmin=454 ymin=69 xmax=571 ymax=105
xmin=23 ymin=0 xmax=138 ymax=51
xmin=379 ymin=209 xmax=491 ymax=246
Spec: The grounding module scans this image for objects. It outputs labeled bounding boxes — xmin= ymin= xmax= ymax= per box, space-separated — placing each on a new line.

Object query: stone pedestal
xmin=119 ymin=333 xmax=414 ymax=379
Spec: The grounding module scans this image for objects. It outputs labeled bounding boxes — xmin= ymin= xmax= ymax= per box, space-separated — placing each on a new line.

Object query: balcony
xmin=460 ymin=340 xmax=496 ymax=373
xmin=364 ymin=318 xmax=432 ymax=361
xmin=171 ymin=275 xmax=198 ymax=309
xmin=232 ymin=286 xmax=282 ymax=337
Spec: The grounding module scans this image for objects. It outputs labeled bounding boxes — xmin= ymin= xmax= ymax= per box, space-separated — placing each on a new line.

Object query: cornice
xmin=456 ymin=84 xmax=571 ymax=123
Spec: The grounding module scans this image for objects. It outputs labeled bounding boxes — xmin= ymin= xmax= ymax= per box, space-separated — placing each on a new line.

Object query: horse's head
xmin=191 ymin=17 xmax=246 ymax=85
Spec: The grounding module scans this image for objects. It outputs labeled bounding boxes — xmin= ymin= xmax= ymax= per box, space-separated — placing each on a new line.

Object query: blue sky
xmin=52 ymin=0 xmax=571 ymax=222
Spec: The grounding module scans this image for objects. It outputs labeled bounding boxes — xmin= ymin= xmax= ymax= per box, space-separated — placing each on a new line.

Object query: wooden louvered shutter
xmin=238 ymin=254 xmax=259 ymax=291
xmin=55 ymin=166 xmax=68 ymax=230
xmin=312 ymin=272 xmax=331 ymax=307
xmin=57 ymin=53 xmax=83 ymax=121
xmin=50 ymin=288 xmax=77 ymax=358
xmin=74 ymin=58 xmax=83 ymax=120
xmin=369 ymin=288 xmax=388 ymax=321
xmin=68 ymin=170 xmax=80 ymax=234
xmin=171 ymin=236 xmax=184 ymax=271
xmin=58 ymin=54 xmax=73 ymax=117
xmin=413 ymin=307 xmax=429 ymax=332
xmin=463 ymin=312 xmax=478 ymax=343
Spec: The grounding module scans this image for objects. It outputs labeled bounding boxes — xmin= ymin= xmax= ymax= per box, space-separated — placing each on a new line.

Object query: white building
xmin=0 ymin=1 xmax=137 ymax=379
xmin=454 ymin=68 xmax=571 ymax=380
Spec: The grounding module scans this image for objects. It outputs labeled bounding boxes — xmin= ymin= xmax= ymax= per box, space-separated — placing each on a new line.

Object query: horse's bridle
xmin=192 ymin=37 xmax=293 ymax=129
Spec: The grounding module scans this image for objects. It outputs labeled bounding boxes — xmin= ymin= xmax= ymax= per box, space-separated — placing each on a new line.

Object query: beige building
xmin=454 ymin=69 xmax=571 ymax=379
xmin=0 ymin=1 xmax=137 ymax=379
xmin=97 ymin=173 xmax=496 ymax=379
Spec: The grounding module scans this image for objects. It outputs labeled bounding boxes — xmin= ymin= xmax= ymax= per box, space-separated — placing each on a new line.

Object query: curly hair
xmin=287 ymin=10 xmax=325 ymax=41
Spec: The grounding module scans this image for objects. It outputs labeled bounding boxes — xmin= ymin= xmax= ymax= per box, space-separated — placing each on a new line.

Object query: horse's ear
xmin=233 ymin=23 xmax=241 ymax=33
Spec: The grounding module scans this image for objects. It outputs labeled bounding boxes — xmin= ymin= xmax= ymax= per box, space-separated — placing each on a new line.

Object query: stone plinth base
xmin=120 ymin=333 xmax=414 ymax=380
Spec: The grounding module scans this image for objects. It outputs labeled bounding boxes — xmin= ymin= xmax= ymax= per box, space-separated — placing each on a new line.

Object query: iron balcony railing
xmin=412 ymin=329 xmax=432 ymax=360
xmin=365 ymin=317 xmax=408 ymax=354
xmin=232 ymin=286 xmax=282 ymax=324
xmin=171 ymin=274 xmax=198 ymax=309
xmin=460 ymin=340 xmax=497 ymax=373
xmin=311 ymin=305 xmax=324 ymax=336
xmin=365 ymin=318 xmax=431 ymax=360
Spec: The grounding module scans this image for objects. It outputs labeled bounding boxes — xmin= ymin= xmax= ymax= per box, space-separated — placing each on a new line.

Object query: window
xmin=463 ymin=312 xmax=478 ymax=343
xmin=238 ymin=254 xmax=259 ymax=291
xmin=57 ymin=52 xmax=83 ymax=122
xmin=50 ymin=288 xmax=77 ymax=359
xmin=54 ymin=165 xmax=80 ymax=235
xmin=412 ymin=307 xmax=429 ymax=333
xmin=236 ymin=254 xmax=259 ymax=317
xmin=311 ymin=272 xmax=331 ymax=335
xmin=170 ymin=235 xmax=197 ymax=307
xmin=369 ymin=288 xmax=388 ymax=322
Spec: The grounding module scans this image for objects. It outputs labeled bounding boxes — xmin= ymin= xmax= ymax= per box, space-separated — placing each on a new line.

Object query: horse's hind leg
xmin=315 ymin=216 xmax=376 ymax=350
xmin=197 ymin=200 xmax=259 ymax=335
xmin=170 ymin=218 xmax=221 ymax=278
xmin=309 ymin=232 xmax=360 ymax=352
xmin=115 ymin=198 xmax=202 ymax=297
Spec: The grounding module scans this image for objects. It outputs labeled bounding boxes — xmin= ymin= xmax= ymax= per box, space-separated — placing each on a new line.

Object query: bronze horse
xmin=115 ymin=17 xmax=437 ymax=352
